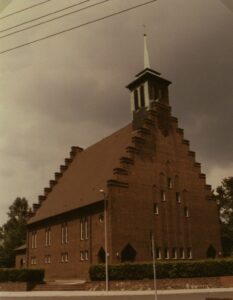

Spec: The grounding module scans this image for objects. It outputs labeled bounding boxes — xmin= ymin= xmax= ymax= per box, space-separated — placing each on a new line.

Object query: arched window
xmin=121 ymin=243 xmax=137 ymax=262
xmin=97 ymin=247 xmax=106 ymax=263
xmin=206 ymin=245 xmax=217 ymax=259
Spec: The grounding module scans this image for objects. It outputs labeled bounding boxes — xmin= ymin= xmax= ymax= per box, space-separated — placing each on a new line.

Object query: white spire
xmin=143 ymin=25 xmax=150 ymax=69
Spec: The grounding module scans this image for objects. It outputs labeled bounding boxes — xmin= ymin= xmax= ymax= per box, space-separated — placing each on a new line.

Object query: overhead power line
xmin=0 ymin=0 xmax=91 ymax=33
xmin=0 ymin=0 xmax=53 ymax=20
xmin=0 ymin=0 xmax=110 ymax=39
xmin=0 ymin=0 xmax=157 ymax=55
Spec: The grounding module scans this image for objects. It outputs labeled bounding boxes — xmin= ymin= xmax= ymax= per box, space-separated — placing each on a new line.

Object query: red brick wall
xmin=26 ymin=106 xmax=221 ymax=279
xmin=109 ymin=115 xmax=221 ymax=262
xmin=27 ymin=209 xmax=106 ymax=280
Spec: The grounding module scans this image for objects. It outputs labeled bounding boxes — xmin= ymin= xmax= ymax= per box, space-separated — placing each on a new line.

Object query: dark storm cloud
xmin=0 ymin=0 xmax=232 ymax=224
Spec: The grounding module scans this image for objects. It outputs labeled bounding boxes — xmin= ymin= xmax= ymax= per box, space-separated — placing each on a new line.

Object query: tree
xmin=215 ymin=177 xmax=233 ymax=257
xmin=0 ymin=197 xmax=30 ymax=267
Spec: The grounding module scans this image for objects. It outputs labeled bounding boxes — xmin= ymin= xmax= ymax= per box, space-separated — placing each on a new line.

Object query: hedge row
xmin=89 ymin=259 xmax=233 ymax=281
xmin=0 ymin=269 xmax=44 ymax=282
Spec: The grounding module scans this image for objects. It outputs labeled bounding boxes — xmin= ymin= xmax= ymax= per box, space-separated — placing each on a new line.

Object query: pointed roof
xmin=126 ymin=32 xmax=171 ymax=91
xmin=28 ymin=123 xmax=132 ymax=224
xmin=144 ymin=33 xmax=150 ymax=69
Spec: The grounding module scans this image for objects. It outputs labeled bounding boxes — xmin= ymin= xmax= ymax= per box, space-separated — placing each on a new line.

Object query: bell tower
xmin=126 ymin=32 xmax=171 ymax=129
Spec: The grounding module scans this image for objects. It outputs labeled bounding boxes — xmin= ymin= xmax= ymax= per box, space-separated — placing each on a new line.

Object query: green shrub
xmin=89 ymin=259 xmax=233 ymax=281
xmin=0 ymin=268 xmax=44 ymax=282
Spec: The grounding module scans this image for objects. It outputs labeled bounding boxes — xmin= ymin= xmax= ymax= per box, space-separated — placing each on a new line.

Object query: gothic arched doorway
xmin=121 ymin=243 xmax=136 ymax=262
xmin=206 ymin=245 xmax=217 ymax=258
xmin=97 ymin=247 xmax=106 ymax=263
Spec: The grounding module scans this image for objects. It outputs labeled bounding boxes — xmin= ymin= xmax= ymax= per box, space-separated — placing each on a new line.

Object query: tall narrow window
xmin=45 ymin=228 xmax=48 ymax=246
xmin=176 ymin=192 xmax=181 ymax=203
xmin=32 ymin=231 xmax=37 ymax=249
xmin=134 ymin=90 xmax=139 ymax=110
xmin=31 ymin=256 xmax=36 ymax=265
xmin=34 ymin=232 xmax=37 ymax=248
xmin=45 ymin=227 xmax=51 ymax=246
xmin=180 ymin=247 xmax=185 ymax=259
xmin=187 ymin=248 xmax=192 ymax=259
xmin=65 ymin=252 xmax=68 ymax=262
xmin=164 ymin=248 xmax=169 ymax=259
xmin=172 ymin=248 xmax=177 ymax=259
xmin=167 ymin=178 xmax=172 ymax=189
xmin=140 ymin=85 xmax=145 ymax=107
xmin=80 ymin=219 xmax=84 ymax=240
xmin=85 ymin=250 xmax=89 ymax=261
xmin=156 ymin=248 xmax=161 ymax=259
xmin=61 ymin=223 xmax=68 ymax=244
xmin=31 ymin=232 xmax=34 ymax=249
xmin=184 ymin=207 xmax=189 ymax=217
xmin=153 ymin=203 xmax=159 ymax=215
xmin=80 ymin=251 xmax=84 ymax=261
xmin=161 ymin=190 xmax=166 ymax=201
xmin=65 ymin=223 xmax=68 ymax=243
xmin=61 ymin=224 xmax=64 ymax=244
xmin=85 ymin=218 xmax=88 ymax=240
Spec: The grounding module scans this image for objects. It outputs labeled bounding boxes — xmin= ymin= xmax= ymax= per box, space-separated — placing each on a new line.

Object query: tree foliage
xmin=0 ymin=197 xmax=30 ymax=267
xmin=215 ymin=177 xmax=233 ymax=257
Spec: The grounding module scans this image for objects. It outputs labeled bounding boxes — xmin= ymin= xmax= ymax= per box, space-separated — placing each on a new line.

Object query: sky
xmin=0 ymin=0 xmax=232 ymax=225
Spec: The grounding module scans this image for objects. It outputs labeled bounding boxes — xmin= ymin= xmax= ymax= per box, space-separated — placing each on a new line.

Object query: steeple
xmin=143 ymin=28 xmax=150 ymax=69
xmin=126 ymin=31 xmax=172 ymax=129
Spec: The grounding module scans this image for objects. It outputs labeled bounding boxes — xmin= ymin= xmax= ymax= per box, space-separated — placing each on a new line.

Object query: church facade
xmin=19 ymin=35 xmax=221 ymax=279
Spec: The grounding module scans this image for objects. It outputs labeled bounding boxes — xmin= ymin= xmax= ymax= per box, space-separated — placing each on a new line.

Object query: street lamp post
xmin=151 ymin=233 xmax=158 ymax=300
xmin=99 ymin=189 xmax=109 ymax=291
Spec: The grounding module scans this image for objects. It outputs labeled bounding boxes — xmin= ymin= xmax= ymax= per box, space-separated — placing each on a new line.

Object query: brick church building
xmin=16 ymin=34 xmax=221 ymax=279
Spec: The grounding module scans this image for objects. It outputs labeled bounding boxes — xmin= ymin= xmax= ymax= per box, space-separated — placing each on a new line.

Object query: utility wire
xmin=0 ymin=0 xmax=110 ymax=39
xmin=0 ymin=0 xmax=53 ymax=20
xmin=0 ymin=0 xmax=156 ymax=55
xmin=0 ymin=0 xmax=91 ymax=33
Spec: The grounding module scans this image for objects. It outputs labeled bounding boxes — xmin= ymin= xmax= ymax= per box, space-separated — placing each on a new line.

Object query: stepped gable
xmin=104 ymin=103 xmax=211 ymax=192
xmin=28 ymin=103 xmax=212 ymax=225
xmin=28 ymin=123 xmax=132 ymax=224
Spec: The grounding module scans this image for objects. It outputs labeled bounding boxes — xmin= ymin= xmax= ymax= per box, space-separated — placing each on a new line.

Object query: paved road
xmin=0 ymin=288 xmax=233 ymax=300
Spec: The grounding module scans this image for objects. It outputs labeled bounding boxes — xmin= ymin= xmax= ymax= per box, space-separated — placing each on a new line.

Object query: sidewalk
xmin=0 ymin=287 xmax=233 ymax=298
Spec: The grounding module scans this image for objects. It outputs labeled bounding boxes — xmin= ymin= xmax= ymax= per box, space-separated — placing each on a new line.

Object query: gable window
xmin=184 ymin=207 xmax=189 ymax=217
xmin=161 ymin=190 xmax=166 ymax=201
xmin=153 ymin=203 xmax=159 ymax=215
xmin=167 ymin=178 xmax=172 ymax=189
xmin=45 ymin=227 xmax=51 ymax=246
xmin=176 ymin=192 xmax=181 ymax=203
xmin=61 ymin=223 xmax=68 ymax=244
xmin=31 ymin=231 xmax=37 ymax=249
